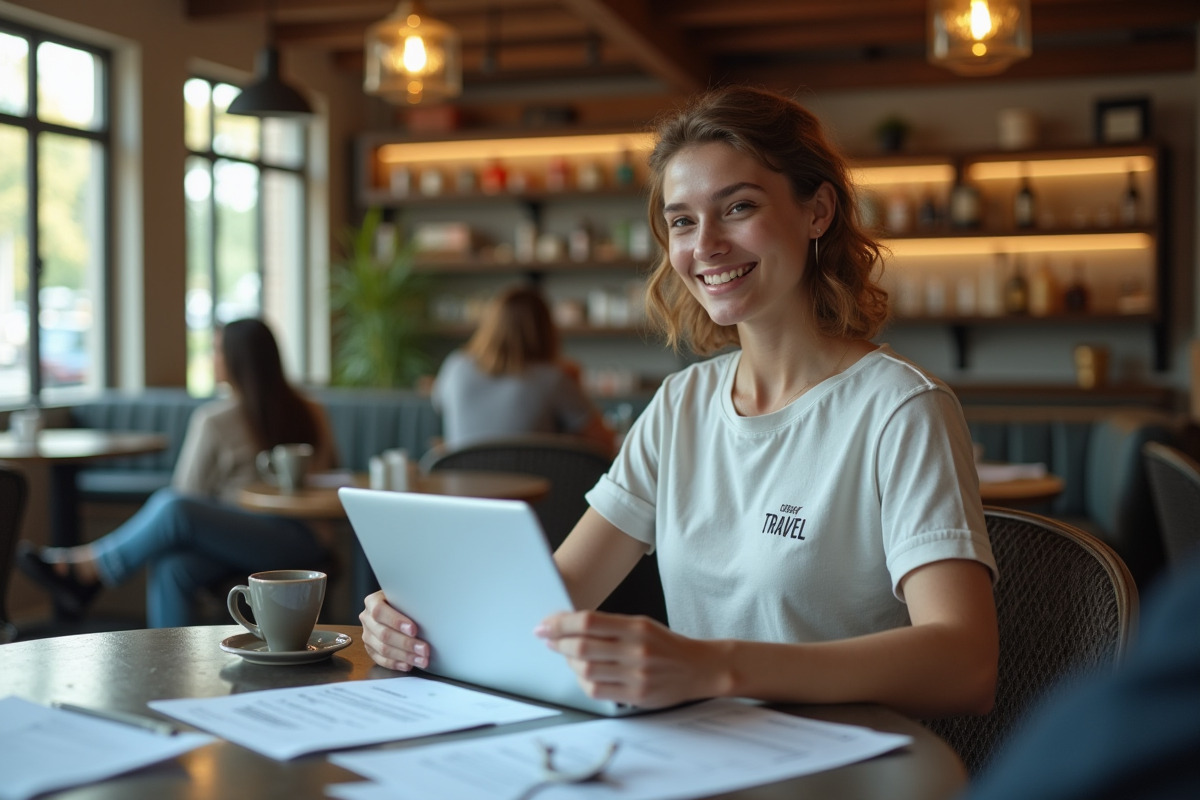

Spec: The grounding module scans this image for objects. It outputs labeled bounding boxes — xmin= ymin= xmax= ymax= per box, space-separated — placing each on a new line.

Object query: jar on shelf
xmin=481 ymin=160 xmax=507 ymax=194
xmin=388 ymin=165 xmax=412 ymax=197
xmin=546 ymin=157 xmax=570 ymax=192
xmin=419 ymin=168 xmax=444 ymax=196
xmin=577 ymin=162 xmax=603 ymax=191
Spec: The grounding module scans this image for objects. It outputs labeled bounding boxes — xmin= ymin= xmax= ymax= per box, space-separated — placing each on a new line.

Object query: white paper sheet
xmin=149 ymin=677 xmax=560 ymax=761
xmin=327 ymin=699 xmax=913 ymax=800
xmin=0 ymin=695 xmax=215 ymax=800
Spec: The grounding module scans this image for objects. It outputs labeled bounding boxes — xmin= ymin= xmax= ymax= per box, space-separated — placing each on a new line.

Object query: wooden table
xmin=978 ymin=474 xmax=1065 ymax=506
xmin=0 ymin=625 xmax=968 ymax=800
xmin=0 ymin=429 xmax=168 ymax=617
xmin=237 ymin=470 xmax=552 ymax=616
xmin=237 ymin=470 xmax=551 ymax=518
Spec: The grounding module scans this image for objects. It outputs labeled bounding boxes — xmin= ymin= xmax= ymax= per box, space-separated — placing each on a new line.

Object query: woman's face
xmin=661 ymin=142 xmax=819 ymax=332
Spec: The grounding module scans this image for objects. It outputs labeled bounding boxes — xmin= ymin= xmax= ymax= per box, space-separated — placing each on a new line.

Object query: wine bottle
xmin=1013 ymin=175 xmax=1036 ymax=229
xmin=949 ymin=179 xmax=981 ymax=228
xmin=1120 ymin=171 xmax=1140 ymax=226
xmin=1063 ymin=263 xmax=1090 ymax=313
xmin=1003 ymin=256 xmax=1029 ymax=315
xmin=1028 ymin=259 xmax=1057 ymax=317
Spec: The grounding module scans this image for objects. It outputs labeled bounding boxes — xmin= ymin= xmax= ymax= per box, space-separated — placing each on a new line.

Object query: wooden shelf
xmin=414 ymin=258 xmax=649 ymax=275
xmin=364 ymin=186 xmax=645 ymax=208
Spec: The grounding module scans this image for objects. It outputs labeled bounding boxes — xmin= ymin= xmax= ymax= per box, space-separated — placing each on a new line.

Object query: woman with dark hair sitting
xmin=18 ymin=318 xmax=338 ymax=627
xmin=432 ymin=284 xmax=615 ymax=456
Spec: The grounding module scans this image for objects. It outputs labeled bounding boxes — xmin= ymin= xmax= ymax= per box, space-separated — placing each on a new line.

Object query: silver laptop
xmin=338 ymin=487 xmax=640 ymax=717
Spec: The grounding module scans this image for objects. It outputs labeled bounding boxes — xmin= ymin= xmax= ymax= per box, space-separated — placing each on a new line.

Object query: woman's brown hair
xmin=220 ymin=318 xmax=322 ymax=453
xmin=463 ymin=285 xmax=561 ymax=375
xmin=644 ymin=85 xmax=889 ymax=355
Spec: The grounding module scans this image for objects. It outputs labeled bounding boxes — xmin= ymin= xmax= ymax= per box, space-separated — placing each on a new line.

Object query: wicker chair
xmin=422 ymin=434 xmax=667 ymax=624
xmin=926 ymin=507 xmax=1138 ymax=775
xmin=1142 ymin=441 xmax=1200 ymax=567
xmin=0 ymin=465 xmax=30 ymax=643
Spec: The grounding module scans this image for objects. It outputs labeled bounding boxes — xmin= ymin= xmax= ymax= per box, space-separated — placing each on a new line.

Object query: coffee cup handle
xmin=255 ymin=450 xmax=278 ymax=486
xmin=227 ymin=584 xmax=263 ymax=640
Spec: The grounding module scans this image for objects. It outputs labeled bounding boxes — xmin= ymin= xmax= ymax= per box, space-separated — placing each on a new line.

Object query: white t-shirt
xmin=585 ymin=345 xmax=995 ymax=643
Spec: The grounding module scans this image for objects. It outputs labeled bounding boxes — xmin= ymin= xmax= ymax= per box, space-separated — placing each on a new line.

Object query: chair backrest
xmin=423 ymin=434 xmax=667 ymax=623
xmin=1142 ymin=440 xmax=1200 ymax=567
xmin=926 ymin=507 xmax=1137 ymax=775
xmin=0 ymin=465 xmax=30 ymax=643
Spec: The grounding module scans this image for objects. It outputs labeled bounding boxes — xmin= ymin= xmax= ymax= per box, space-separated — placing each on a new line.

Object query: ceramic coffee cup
xmin=227 ymin=569 xmax=327 ymax=652
xmin=256 ymin=443 xmax=314 ymax=493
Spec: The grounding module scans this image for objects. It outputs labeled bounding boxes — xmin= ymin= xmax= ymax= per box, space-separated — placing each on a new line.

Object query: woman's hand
xmin=359 ymin=590 xmax=430 ymax=672
xmin=535 ymin=610 xmax=730 ymax=709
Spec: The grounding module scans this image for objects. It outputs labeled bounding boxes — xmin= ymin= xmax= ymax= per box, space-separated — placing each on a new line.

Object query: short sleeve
xmin=876 ymin=388 xmax=997 ymax=598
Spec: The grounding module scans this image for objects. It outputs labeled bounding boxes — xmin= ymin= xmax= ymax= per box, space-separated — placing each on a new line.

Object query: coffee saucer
xmin=220 ymin=629 xmax=352 ymax=665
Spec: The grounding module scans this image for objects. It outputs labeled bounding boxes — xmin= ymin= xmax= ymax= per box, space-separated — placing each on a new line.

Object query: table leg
xmin=47 ymin=463 xmax=83 ymax=619
xmin=47 ymin=464 xmax=83 ymax=548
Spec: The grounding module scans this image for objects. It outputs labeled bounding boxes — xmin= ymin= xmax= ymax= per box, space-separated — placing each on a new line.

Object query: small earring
xmin=813 ymin=235 xmax=820 ymax=267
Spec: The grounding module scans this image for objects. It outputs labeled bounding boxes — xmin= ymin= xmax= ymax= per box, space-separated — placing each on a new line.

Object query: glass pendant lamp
xmin=364 ymin=1 xmax=462 ymax=105
xmin=928 ymin=0 xmax=1031 ymax=76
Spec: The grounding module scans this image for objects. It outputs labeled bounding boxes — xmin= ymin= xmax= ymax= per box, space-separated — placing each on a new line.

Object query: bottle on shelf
xmin=1120 ymin=170 xmax=1140 ymax=226
xmin=614 ymin=151 xmax=636 ymax=187
xmin=546 ymin=157 xmax=570 ymax=192
xmin=917 ymin=194 xmax=940 ymax=230
xmin=1063 ymin=262 xmax=1090 ymax=313
xmin=1013 ymin=174 xmax=1036 ymax=229
xmin=1003 ymin=256 xmax=1029 ymax=315
xmin=978 ymin=252 xmax=1007 ymax=317
xmin=885 ymin=193 xmax=912 ymax=234
xmin=1027 ymin=259 xmax=1058 ymax=317
xmin=949 ymin=177 xmax=982 ymax=229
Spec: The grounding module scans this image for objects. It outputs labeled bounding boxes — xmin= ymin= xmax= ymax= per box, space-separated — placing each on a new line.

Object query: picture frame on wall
xmin=1094 ymin=97 xmax=1151 ymax=144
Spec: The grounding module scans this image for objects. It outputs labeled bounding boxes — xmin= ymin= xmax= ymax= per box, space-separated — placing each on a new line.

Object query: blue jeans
xmin=90 ymin=488 xmax=328 ymax=628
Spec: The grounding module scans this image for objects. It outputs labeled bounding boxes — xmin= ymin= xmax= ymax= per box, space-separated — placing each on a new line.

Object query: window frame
xmin=184 ymin=75 xmax=311 ymax=396
xmin=0 ymin=17 xmax=113 ymax=403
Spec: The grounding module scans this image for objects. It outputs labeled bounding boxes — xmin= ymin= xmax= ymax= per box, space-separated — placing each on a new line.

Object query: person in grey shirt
xmin=432 ymin=285 xmax=614 ymax=455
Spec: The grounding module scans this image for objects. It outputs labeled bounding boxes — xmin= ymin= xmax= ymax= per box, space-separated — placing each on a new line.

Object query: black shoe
xmin=15 ymin=542 xmax=102 ymax=618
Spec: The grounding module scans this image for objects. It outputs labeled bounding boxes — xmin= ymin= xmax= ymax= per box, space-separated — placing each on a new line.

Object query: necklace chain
xmin=735 ymin=341 xmax=853 ymax=416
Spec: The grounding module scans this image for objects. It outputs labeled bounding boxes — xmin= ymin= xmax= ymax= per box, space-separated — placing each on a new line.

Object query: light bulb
xmin=969 ymin=0 xmax=993 ymax=40
xmin=403 ymin=36 xmax=428 ymax=73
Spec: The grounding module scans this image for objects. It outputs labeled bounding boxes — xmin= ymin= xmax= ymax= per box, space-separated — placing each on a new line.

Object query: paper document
xmin=327 ymin=699 xmax=913 ymax=800
xmin=149 ymin=676 xmax=559 ymax=760
xmin=0 ymin=695 xmax=215 ymax=800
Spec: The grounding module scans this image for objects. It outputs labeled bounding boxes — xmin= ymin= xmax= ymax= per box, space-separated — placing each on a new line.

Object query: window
xmin=0 ymin=22 xmax=109 ymax=405
xmin=183 ymin=77 xmax=309 ymax=396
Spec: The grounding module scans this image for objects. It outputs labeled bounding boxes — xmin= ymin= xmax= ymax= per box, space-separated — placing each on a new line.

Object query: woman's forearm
xmin=711 ymin=621 xmax=996 ymax=717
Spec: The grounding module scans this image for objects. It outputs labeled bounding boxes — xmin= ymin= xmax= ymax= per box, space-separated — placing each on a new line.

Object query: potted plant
xmin=874 ymin=114 xmax=912 ymax=153
xmin=330 ymin=207 xmax=430 ymax=388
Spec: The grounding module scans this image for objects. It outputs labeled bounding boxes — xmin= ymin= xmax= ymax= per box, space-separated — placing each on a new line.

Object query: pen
xmin=52 ymin=701 xmax=180 ymax=736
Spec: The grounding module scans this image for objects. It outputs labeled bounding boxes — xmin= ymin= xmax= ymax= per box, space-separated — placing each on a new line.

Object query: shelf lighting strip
xmin=851 ymin=164 xmax=956 ymax=186
xmin=377 ymin=132 xmax=655 ymax=165
xmin=886 ymin=232 xmax=1152 ymax=257
xmin=968 ymin=155 xmax=1154 ymax=180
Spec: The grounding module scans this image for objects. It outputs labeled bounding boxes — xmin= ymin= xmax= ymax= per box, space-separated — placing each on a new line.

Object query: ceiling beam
xmin=733 ymin=37 xmax=1196 ymax=93
xmin=558 ymin=0 xmax=707 ymax=92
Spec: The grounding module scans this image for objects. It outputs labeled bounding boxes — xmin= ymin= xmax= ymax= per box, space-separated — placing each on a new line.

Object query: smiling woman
xmin=360 ymin=85 xmax=999 ymax=722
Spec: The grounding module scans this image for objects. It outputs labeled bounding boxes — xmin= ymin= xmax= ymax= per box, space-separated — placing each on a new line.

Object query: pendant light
xmin=928 ymin=0 xmax=1031 ymax=77
xmin=364 ymin=1 xmax=462 ymax=105
xmin=227 ymin=0 xmax=313 ymax=118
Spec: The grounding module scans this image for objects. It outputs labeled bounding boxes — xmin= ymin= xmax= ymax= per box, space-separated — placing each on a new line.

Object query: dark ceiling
xmin=185 ymin=0 xmax=1200 ymax=106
